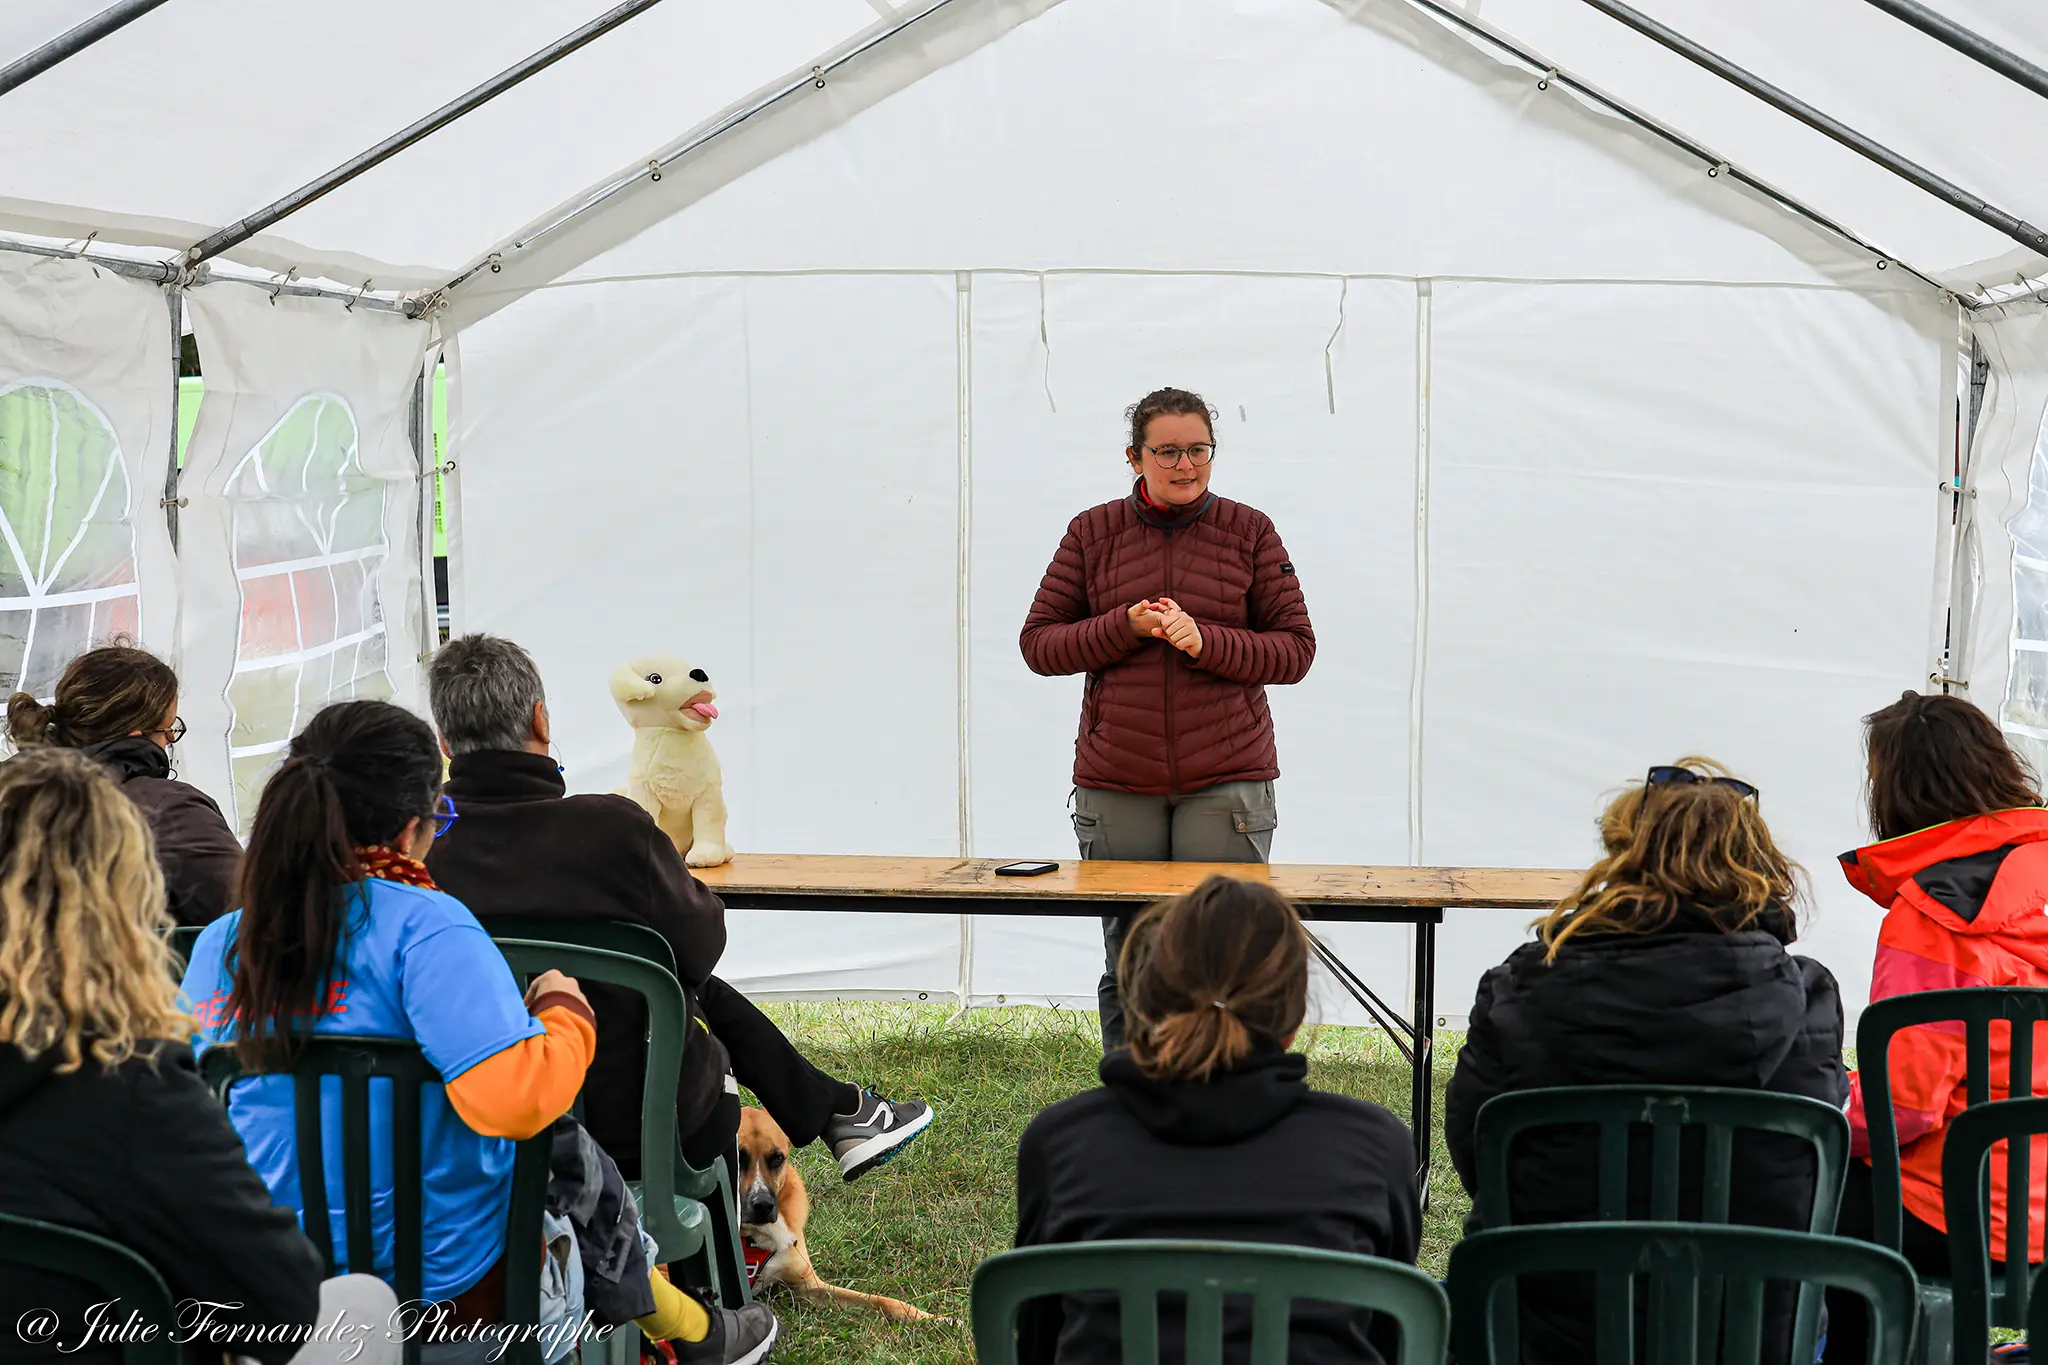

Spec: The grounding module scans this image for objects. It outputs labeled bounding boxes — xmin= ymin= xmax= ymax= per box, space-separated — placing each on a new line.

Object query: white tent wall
xmin=177 ymin=289 xmax=433 ymax=824
xmin=448 ymin=273 xmax=967 ymax=1000
xmin=1422 ymin=280 xmax=1948 ymax=1017
xmin=446 ymin=0 xmax=1956 ymax=1022
xmin=0 ymin=255 xmax=176 ymax=696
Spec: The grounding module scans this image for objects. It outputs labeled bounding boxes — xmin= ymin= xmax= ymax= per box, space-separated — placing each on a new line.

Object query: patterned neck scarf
xmin=354 ymin=845 xmax=438 ymax=891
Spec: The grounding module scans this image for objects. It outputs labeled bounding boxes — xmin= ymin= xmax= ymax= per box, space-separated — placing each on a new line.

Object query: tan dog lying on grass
xmin=736 ymin=1106 xmax=938 ymax=1322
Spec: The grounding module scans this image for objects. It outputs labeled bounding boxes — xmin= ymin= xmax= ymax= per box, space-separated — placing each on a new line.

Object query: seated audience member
xmin=178 ymin=699 xmax=778 ymax=1364
xmin=7 ymin=645 xmax=241 ymax=925
xmin=1012 ymin=875 xmax=1418 ymax=1365
xmin=0 ymin=747 xmax=398 ymax=1365
xmin=423 ymin=633 xmax=933 ymax=1184
xmin=1825 ymin=693 xmax=2048 ymax=1363
xmin=1445 ymin=758 xmax=1844 ymax=1365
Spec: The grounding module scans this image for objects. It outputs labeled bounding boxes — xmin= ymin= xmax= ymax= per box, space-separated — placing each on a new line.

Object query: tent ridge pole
xmin=184 ymin=0 xmax=675 ymax=267
xmin=0 ymin=0 xmax=175 ymax=99
xmin=1390 ymin=0 xmax=1955 ymax=300
xmin=1855 ymin=0 xmax=2048 ymax=102
xmin=1573 ymin=0 xmax=2048 ymax=260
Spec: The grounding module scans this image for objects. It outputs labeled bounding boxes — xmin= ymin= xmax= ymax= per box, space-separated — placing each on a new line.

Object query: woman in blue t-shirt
xmin=181 ymin=700 xmax=600 ymax=1317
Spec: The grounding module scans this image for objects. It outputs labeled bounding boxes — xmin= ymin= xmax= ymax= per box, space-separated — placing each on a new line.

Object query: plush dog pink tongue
xmin=690 ymin=701 xmax=719 ymax=720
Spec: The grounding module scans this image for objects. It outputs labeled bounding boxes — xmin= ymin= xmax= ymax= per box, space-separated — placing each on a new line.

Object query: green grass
xmin=739 ymin=1002 xmax=1467 ymax=1365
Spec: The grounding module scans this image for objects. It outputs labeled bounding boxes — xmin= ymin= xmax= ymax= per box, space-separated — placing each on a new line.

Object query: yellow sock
xmin=634 ymin=1268 xmax=710 ymax=1343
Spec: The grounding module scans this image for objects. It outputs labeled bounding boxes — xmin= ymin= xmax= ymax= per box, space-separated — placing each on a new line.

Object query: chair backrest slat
xmin=1598 ymin=1124 xmax=1630 ymax=1219
xmin=1941 ymin=1094 xmax=2048 ymax=1357
xmin=972 ymin=1240 xmax=1450 ymax=1365
xmin=292 ymin=1066 xmax=334 ymax=1274
xmin=0 ymin=1213 xmax=180 ymax=1365
xmin=1447 ymin=1223 xmax=1919 ymax=1365
xmin=341 ymin=1068 xmax=376 ymax=1279
xmin=391 ymin=1068 xmax=425 ymax=1310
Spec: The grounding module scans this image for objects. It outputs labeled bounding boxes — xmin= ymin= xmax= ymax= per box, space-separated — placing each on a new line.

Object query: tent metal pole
xmin=1855 ymin=0 xmax=2048 ymax=102
xmin=1573 ymin=0 xmax=2048 ymax=259
xmin=185 ymin=0 xmax=673 ymax=267
xmin=428 ymin=0 xmax=973 ymax=308
xmin=0 ymin=0 xmax=174 ymax=99
xmin=1390 ymin=0 xmax=1954 ymax=298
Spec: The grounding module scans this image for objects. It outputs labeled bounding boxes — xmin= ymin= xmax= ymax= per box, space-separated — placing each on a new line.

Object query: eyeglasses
xmin=1141 ymin=443 xmax=1217 ymax=468
xmin=430 ymin=794 xmax=460 ymax=839
xmin=1644 ymin=765 xmax=1759 ymax=801
xmin=142 ymin=718 xmax=187 ymax=745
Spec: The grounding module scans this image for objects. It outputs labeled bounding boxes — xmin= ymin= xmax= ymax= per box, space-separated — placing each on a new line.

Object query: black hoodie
xmin=1013 ymin=1047 xmax=1419 ymax=1365
xmin=0 ymin=1040 xmax=324 ymax=1365
xmin=1443 ymin=907 xmax=1847 ymax=1365
xmin=78 ymin=736 xmax=243 ymax=928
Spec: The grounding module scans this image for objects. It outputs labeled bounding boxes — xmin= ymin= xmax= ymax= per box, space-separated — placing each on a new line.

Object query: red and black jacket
xmin=1842 ymin=807 xmax=2048 ymax=1253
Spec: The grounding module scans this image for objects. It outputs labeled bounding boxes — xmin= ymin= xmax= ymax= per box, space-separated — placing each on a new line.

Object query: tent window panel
xmin=0 ymin=381 xmax=138 ymax=700
xmin=224 ymin=392 xmax=391 ymax=827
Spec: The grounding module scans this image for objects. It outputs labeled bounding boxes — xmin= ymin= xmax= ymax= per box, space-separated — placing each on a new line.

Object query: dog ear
xmin=611 ymin=668 xmax=658 ymax=703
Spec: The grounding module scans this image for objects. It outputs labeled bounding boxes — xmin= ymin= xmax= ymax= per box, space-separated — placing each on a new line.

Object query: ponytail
xmin=1118 ymin=875 xmax=1309 ymax=1082
xmin=226 ymin=700 xmax=442 ymax=1067
xmin=228 ymin=756 xmax=357 ymax=1068
xmin=6 ymin=692 xmax=57 ymax=749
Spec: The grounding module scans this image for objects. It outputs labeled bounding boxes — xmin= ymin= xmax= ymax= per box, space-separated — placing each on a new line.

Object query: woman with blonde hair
xmin=0 ymin=747 xmax=396 ymax=1365
xmin=1444 ymin=760 xmax=1846 ymax=1365
xmin=1012 ymin=874 xmax=1417 ymax=1364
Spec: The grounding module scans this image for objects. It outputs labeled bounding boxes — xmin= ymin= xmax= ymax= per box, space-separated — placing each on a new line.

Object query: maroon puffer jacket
xmin=1021 ymin=485 xmax=1315 ymax=795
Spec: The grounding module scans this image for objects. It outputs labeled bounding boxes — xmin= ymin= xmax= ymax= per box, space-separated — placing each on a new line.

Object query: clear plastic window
xmin=0 ymin=380 xmax=138 ymax=703
xmin=225 ymin=393 xmax=392 ymax=824
xmin=2005 ymin=412 xmax=2048 ymax=773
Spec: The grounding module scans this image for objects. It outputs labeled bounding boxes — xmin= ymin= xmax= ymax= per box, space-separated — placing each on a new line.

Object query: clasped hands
xmin=1128 ymin=597 xmax=1203 ymax=659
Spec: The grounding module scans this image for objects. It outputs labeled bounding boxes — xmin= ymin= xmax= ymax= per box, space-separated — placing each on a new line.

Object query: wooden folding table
xmin=693 ymin=854 xmax=1579 ymax=1194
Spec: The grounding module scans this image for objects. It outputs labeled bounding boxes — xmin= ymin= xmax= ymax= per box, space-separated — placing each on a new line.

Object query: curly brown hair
xmin=1539 ymin=757 xmax=1802 ymax=960
xmin=0 ymin=748 xmax=190 ymax=1071
xmin=1124 ymin=387 xmax=1216 ymax=453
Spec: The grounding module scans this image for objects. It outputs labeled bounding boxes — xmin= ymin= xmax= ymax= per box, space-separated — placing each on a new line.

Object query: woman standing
xmin=6 ymin=645 xmax=242 ymax=926
xmin=1021 ymin=387 xmax=1315 ymax=1048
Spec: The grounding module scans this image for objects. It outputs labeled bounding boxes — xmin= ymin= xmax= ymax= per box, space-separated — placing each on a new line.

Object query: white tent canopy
xmin=4 ymin=0 xmax=2048 ymax=1023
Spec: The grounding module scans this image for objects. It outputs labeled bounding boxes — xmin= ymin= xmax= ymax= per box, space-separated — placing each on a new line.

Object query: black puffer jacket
xmin=1015 ymin=1046 xmax=1418 ymax=1365
xmin=1444 ymin=907 xmax=1847 ymax=1365
xmin=0 ymin=1040 xmax=324 ymax=1365
xmin=82 ymin=736 xmax=242 ymax=927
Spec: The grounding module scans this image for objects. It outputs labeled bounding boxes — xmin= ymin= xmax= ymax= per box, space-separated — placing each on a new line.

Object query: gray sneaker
xmin=675 ymin=1303 xmax=778 ymax=1365
xmin=825 ymin=1090 xmax=936 ymax=1180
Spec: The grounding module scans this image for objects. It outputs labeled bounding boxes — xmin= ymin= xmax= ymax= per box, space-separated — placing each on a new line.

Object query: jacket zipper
xmin=1163 ymin=527 xmax=1180 ymax=796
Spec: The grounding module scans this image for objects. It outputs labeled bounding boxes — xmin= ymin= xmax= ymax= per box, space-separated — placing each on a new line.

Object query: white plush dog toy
xmin=609 ymin=655 xmax=734 ymax=868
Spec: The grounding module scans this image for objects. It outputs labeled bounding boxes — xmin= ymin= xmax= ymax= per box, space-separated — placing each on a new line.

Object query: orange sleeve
xmin=443 ymin=996 xmax=597 ymax=1140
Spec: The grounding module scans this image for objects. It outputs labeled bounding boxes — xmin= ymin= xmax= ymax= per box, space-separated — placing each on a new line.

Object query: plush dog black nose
xmin=742 ymin=1192 xmax=777 ymax=1225
xmin=689 ymin=668 xmax=709 ymax=683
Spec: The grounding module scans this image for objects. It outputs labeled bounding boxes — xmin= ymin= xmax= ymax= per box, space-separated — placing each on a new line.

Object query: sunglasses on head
xmin=430 ymin=794 xmax=459 ymax=839
xmin=1644 ymin=765 xmax=1759 ymax=801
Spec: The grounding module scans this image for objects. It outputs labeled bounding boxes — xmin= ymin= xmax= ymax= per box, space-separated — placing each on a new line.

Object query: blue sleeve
xmin=399 ymin=920 xmax=544 ymax=1082
xmin=179 ymin=917 xmax=237 ymax=1051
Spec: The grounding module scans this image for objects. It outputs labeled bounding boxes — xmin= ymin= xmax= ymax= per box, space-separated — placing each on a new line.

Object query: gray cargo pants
xmin=1072 ymin=779 xmax=1277 ymax=1051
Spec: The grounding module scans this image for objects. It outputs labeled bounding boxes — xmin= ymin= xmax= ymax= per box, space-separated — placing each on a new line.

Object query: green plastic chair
xmin=200 ymin=1036 xmax=552 ymax=1365
xmin=970 ymin=1239 xmax=1450 ymax=1365
xmin=2028 ymin=1263 xmax=2048 ymax=1345
xmin=1474 ymin=1085 xmax=1851 ymax=1361
xmin=1939 ymin=1095 xmax=2048 ymax=1360
xmin=1858 ymin=986 xmax=2048 ymax=1360
xmin=0 ymin=1213 xmax=179 ymax=1365
xmin=493 ymin=935 xmax=746 ymax=1308
xmin=1447 ymin=1223 xmax=1920 ymax=1365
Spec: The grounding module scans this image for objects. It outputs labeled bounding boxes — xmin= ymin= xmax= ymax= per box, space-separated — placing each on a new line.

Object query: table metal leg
xmin=1411 ymin=913 xmax=1439 ymax=1202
